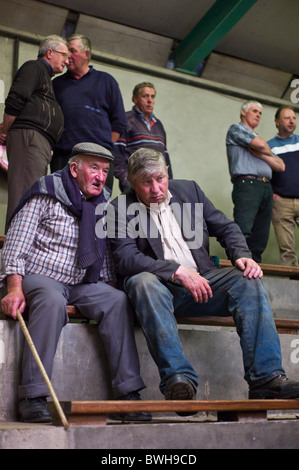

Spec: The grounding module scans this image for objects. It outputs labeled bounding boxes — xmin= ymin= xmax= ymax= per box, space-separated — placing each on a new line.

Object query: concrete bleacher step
xmin=2 ymin=320 xmax=299 ymax=417
xmin=1 ymin=232 xmax=299 ymax=449
xmin=1 ymin=414 xmax=299 ymax=449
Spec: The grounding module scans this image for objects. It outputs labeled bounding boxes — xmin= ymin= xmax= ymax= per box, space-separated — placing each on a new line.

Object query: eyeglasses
xmin=52 ymin=49 xmax=69 ymax=60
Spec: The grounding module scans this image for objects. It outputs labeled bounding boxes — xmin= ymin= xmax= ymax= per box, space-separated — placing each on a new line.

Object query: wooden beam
xmin=174 ymin=0 xmax=258 ymax=72
xmin=51 ymin=399 xmax=299 ymax=425
xmin=66 ymin=306 xmax=299 ymax=334
xmin=219 ymin=259 xmax=299 ymax=279
xmin=68 ymin=399 xmax=299 ymax=414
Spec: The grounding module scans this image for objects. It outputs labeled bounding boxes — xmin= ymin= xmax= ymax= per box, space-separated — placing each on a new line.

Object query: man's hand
xmin=249 ymin=137 xmax=285 ymax=172
xmin=235 ymin=257 xmax=263 ymax=279
xmin=111 ymin=131 xmax=120 ymax=143
xmin=0 ymin=132 xmax=7 ymax=145
xmin=1 ymin=274 xmax=26 ymax=320
xmin=0 ymin=114 xmax=18 ymax=146
xmin=172 ymin=266 xmax=213 ymax=303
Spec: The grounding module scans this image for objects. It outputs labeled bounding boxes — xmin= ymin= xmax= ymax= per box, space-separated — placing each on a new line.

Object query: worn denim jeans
xmin=125 ymin=267 xmax=285 ymax=394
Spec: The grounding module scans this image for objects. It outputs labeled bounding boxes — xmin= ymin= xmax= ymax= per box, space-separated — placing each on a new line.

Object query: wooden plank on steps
xmin=67 ymin=398 xmax=299 ymax=413
xmin=2 ymin=307 xmax=298 ymax=334
xmin=176 ymin=316 xmax=299 ymax=334
xmin=220 ymin=259 xmax=299 ymax=279
xmin=52 ymin=399 xmax=299 ymax=426
xmin=66 ymin=306 xmax=299 ymax=334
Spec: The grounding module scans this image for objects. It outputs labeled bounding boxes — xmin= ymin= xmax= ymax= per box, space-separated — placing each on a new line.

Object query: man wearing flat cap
xmin=0 ymin=142 xmax=150 ymax=424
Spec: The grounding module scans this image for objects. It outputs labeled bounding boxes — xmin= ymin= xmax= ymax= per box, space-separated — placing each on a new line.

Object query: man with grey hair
xmin=114 ymin=81 xmax=173 ymax=192
xmin=52 ymin=33 xmax=127 ymax=190
xmin=0 ymin=142 xmax=149 ymax=424
xmin=109 ymin=147 xmax=299 ymax=414
xmin=0 ymin=35 xmax=69 ymax=232
xmin=226 ymin=100 xmax=285 ymax=262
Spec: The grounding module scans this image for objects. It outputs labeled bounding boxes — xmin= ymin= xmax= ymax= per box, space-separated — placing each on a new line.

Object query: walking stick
xmin=16 ymin=309 xmax=69 ymax=430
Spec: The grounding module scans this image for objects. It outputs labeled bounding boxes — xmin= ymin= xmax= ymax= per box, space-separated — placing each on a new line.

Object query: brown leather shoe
xmin=164 ymin=374 xmax=197 ymax=416
xmin=249 ymin=375 xmax=299 ymax=399
xmin=164 ymin=374 xmax=196 ymax=400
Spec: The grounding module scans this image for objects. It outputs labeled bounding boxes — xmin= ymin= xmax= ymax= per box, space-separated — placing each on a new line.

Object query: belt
xmin=238 ymin=175 xmax=270 ymax=183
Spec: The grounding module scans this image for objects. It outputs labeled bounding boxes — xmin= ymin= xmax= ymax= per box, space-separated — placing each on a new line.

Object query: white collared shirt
xmin=147 ymin=191 xmax=198 ymax=273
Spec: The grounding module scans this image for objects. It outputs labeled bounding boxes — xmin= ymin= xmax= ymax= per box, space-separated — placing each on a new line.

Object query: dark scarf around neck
xmin=10 ymin=165 xmax=111 ymax=283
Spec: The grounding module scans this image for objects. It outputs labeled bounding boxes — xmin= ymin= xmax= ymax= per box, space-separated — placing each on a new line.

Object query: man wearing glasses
xmin=0 ymin=35 xmax=69 ymax=231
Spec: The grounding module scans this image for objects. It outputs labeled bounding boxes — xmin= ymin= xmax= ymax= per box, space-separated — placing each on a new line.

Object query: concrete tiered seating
xmin=1 ymin=237 xmax=299 ymax=448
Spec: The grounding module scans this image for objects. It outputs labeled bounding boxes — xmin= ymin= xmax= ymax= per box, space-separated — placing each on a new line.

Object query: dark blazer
xmin=109 ymin=179 xmax=252 ymax=285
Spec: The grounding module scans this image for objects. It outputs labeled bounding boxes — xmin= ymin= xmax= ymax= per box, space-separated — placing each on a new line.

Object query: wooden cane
xmin=16 ymin=309 xmax=69 ymax=430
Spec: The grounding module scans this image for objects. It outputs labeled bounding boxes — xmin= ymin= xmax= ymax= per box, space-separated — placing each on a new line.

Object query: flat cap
xmin=71 ymin=142 xmax=114 ymax=162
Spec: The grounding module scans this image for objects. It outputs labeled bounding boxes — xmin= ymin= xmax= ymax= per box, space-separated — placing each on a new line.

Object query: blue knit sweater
xmin=268 ymin=133 xmax=299 ymax=198
xmin=52 ymin=67 xmax=126 ymax=153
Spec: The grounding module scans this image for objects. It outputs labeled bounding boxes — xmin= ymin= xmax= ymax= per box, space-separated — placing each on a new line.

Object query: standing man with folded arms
xmin=226 ymin=101 xmax=285 ymax=262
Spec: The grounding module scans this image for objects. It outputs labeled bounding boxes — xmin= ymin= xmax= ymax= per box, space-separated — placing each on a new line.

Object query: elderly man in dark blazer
xmin=108 ymin=148 xmax=299 ymax=411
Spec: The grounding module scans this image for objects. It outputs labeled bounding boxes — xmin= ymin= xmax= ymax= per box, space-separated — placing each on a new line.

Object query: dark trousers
xmin=6 ymin=129 xmax=51 ymax=231
xmin=232 ymin=178 xmax=273 ymax=262
xmin=19 ymin=274 xmax=144 ymax=400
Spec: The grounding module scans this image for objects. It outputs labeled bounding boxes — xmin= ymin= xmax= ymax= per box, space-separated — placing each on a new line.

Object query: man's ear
xmin=69 ymin=161 xmax=78 ymax=178
xmin=45 ymin=48 xmax=53 ymax=61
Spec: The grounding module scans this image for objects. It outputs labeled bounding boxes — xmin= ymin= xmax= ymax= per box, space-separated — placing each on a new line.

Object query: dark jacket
xmin=109 ymin=179 xmax=252 ymax=286
xmin=5 ymin=59 xmax=64 ymax=145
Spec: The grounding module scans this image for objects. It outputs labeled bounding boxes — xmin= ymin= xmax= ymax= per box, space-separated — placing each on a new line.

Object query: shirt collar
xmin=275 ymin=133 xmax=294 ymax=140
xmin=65 ymin=65 xmax=93 ymax=79
xmin=239 ymin=121 xmax=258 ymax=135
xmin=133 ymin=105 xmax=156 ymax=123
xmin=137 ymin=190 xmax=172 ymax=213
xmin=38 ymin=58 xmax=53 ymax=75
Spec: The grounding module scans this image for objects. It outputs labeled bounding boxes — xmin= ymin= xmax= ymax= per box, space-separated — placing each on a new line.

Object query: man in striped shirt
xmin=0 ymin=142 xmax=149 ymax=424
xmin=268 ymin=106 xmax=299 ymax=266
xmin=114 ymin=82 xmax=173 ymax=192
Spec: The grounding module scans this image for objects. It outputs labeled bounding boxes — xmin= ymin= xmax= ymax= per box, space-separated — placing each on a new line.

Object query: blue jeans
xmin=125 ymin=267 xmax=284 ymax=393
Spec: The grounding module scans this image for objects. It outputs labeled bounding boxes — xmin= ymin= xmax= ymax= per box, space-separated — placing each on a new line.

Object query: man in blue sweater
xmin=268 ymin=106 xmax=299 ymax=266
xmin=52 ymin=34 xmax=127 ymax=189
